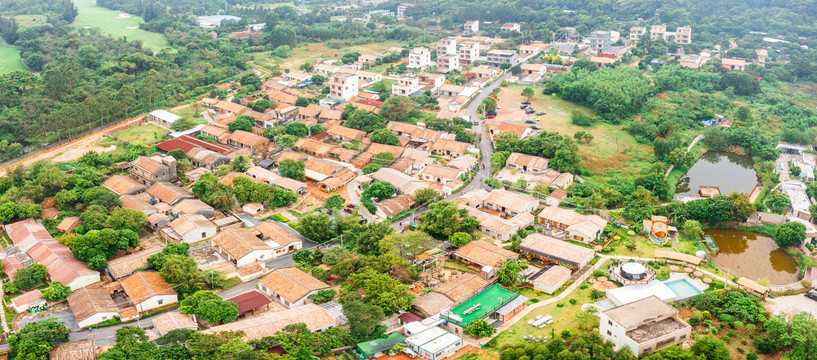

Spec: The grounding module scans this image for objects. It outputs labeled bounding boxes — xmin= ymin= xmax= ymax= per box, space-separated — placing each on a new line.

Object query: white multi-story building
xmin=500 ymin=23 xmax=521 ymax=32
xmin=436 ymin=54 xmax=461 ymax=73
xmin=650 ymin=25 xmax=667 ymax=40
xmin=589 ymin=31 xmax=620 ymax=51
xmin=675 ymin=26 xmax=692 ymax=45
xmin=463 ymin=20 xmax=479 ymax=33
xmin=630 ymin=26 xmax=646 ymax=42
xmin=329 ymin=73 xmax=359 ymax=100
xmin=436 ymin=37 xmax=457 ymax=57
xmin=600 ymin=296 xmax=692 ymax=356
xmin=392 ymin=76 xmax=421 ymax=96
xmin=396 ymin=3 xmax=415 ymax=18
xmin=408 ymin=47 xmax=432 ymax=69
xmin=458 ymin=41 xmax=480 ymax=65
xmin=486 ymin=50 xmax=518 ymax=67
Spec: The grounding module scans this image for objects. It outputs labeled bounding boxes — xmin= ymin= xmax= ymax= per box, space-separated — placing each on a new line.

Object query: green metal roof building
xmin=441 ymin=284 xmax=519 ymax=328
xmin=357 ymin=333 xmax=405 ymax=358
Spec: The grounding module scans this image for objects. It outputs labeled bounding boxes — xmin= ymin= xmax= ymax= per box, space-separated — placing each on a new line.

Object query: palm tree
xmin=496 ymin=258 xmax=526 ymax=286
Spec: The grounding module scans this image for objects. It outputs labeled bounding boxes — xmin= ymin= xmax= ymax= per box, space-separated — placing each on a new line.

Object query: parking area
xmin=765 ymin=293 xmax=817 ymax=318
xmin=18 ymin=308 xmax=79 ymax=330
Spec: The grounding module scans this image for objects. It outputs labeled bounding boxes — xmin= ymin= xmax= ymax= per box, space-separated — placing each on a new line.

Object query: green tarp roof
xmin=357 ymin=333 xmax=405 ymax=358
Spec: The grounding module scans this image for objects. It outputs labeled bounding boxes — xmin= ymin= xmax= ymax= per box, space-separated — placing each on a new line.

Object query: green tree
xmin=13 ymin=264 xmax=48 ymax=290
xmin=379 ymin=231 xmax=434 ymax=260
xmin=362 ymin=181 xmax=396 ymax=201
xmin=682 ymin=220 xmax=702 ymax=239
xmin=690 ymin=336 xmax=731 ymax=360
xmin=480 ymin=96 xmax=497 ymax=113
xmin=345 ymin=110 xmax=387 ymax=133
xmin=449 ymin=232 xmax=473 ymax=247
xmin=496 ymin=258 xmax=526 ymax=286
xmin=98 ymin=326 xmax=157 ymax=360
xmin=363 ymin=163 xmax=382 ymax=174
xmin=228 ymin=115 xmax=254 ymax=132
xmin=324 ymin=195 xmax=345 ymax=212
xmin=464 ymin=319 xmax=495 ymax=338
xmin=370 ymin=128 xmax=400 ymax=146
xmin=348 ymin=269 xmax=413 ymax=314
xmin=419 ymin=200 xmax=479 ymax=238
xmin=310 ymin=124 xmax=324 ymax=135
xmin=179 ymin=290 xmax=239 ymax=324
xmin=522 ymin=87 xmax=535 ymax=101
xmin=342 ymin=300 xmax=386 ymax=342
xmin=774 ymin=222 xmax=806 ymax=248
xmin=8 ymin=319 xmax=70 ymax=360
xmin=105 ymin=207 xmax=147 ymax=231
xmin=159 ymin=255 xmax=205 ymax=298
xmin=412 ymin=187 xmax=439 ymax=205
xmin=490 ymin=151 xmax=510 ymax=170
xmin=298 ymin=212 xmax=334 ymax=242
xmin=41 ymin=281 xmax=72 ymax=302
xmin=286 ymin=122 xmax=309 ymax=137
xmin=380 ymin=96 xmax=418 ymax=122
xmin=279 ymin=159 xmax=305 ymax=180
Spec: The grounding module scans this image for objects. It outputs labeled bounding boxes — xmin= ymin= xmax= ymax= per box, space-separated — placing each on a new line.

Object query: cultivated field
xmin=253 ymin=41 xmax=405 ymax=71
xmin=0 ymin=44 xmax=26 ymax=74
xmin=495 ymin=84 xmax=651 ymax=175
xmin=73 ymin=0 xmax=170 ymax=51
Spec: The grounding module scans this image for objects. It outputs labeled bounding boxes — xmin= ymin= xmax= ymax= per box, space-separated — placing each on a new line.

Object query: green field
xmin=13 ymin=15 xmax=48 ymax=29
xmin=114 ymin=124 xmax=167 ymax=144
xmin=0 ymin=44 xmax=26 ymax=74
xmin=72 ymin=0 xmax=170 ymax=51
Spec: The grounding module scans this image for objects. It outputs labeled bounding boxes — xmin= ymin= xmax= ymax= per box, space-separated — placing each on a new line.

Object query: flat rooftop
xmin=626 ymin=317 xmax=689 ymax=343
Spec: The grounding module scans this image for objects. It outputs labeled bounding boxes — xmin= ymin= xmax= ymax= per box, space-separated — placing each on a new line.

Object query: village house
xmin=537 ymin=206 xmax=607 ymax=242
xmin=458 ymin=41 xmax=480 ymax=66
xmin=447 ymin=154 xmax=478 ymax=172
xmin=258 ymin=267 xmax=331 ymax=308
xmin=600 ymin=296 xmax=692 ymax=356
xmin=253 ymin=221 xmax=303 ymax=256
xmin=130 ymin=154 xmax=177 ymax=185
xmin=227 ymin=289 xmax=273 ymax=318
xmin=487 ymin=122 xmax=533 ymax=139
xmin=214 ymin=101 xmax=250 ymax=116
xmin=486 ymin=50 xmax=519 ymax=68
xmin=545 ymin=188 xmax=568 ymax=206
xmin=471 ymin=66 xmax=498 ymax=80
xmin=519 ymin=43 xmax=543 ymax=57
xmin=392 ymin=76 xmax=422 ymax=97
xmin=413 ymin=273 xmax=490 ymax=317
xmin=505 ymin=152 xmax=549 ymax=174
xmin=375 ymin=194 xmax=415 ymax=218
xmin=418 ymin=73 xmax=446 ymax=91
xmin=304 ymin=158 xmax=358 ymax=192
xmin=202 ymin=304 xmax=336 ymax=341
xmin=102 ymin=175 xmax=147 ymax=196
xmin=520 ymin=63 xmax=547 ymax=76
xmin=437 ymin=83 xmax=466 ymax=97
xmin=147 ymin=182 xmax=194 ymax=205
xmin=28 ymin=240 xmax=101 ymax=290
xmin=453 ymin=240 xmax=518 ymax=274
xmin=5 ymin=219 xmax=52 ymax=253
xmin=721 ymin=58 xmax=746 ymax=71
xmin=228 ymin=130 xmax=269 ymax=151
xmin=264 ymin=90 xmax=299 ymax=106
xmin=313 ymin=63 xmax=340 ymax=75
xmin=460 ymin=205 xmax=535 ymax=241
xmin=517 ymin=233 xmax=595 ymax=270
xmin=430 ymin=139 xmax=471 ymax=158
xmin=200 ymin=125 xmax=232 ymax=143
xmin=50 ymin=339 xmax=96 ymax=360
xmin=245 ymin=166 xmax=308 ymax=195
xmin=11 ymin=290 xmax=45 ymax=313
xmin=370 ymin=168 xmax=430 ymax=196
xmin=420 ymin=164 xmax=462 ymax=185
xmin=436 ymin=54 xmax=461 ymax=73
xmin=501 ymin=23 xmax=521 ymax=32
xmin=162 ymin=214 xmax=217 ymax=244
xmin=326 ymin=125 xmax=367 ymax=142
xmin=148 ymin=109 xmax=182 ymax=124
xmin=406 ymin=327 xmax=464 ymax=360
xmin=294 ymin=137 xmax=335 ymax=157
xmin=188 ymin=147 xmax=230 ymax=170
xmin=480 ymin=189 xmax=540 ymax=216
xmin=530 ymin=265 xmax=572 ymax=294
xmin=463 ymin=20 xmax=479 ymax=33
xmin=366 ymin=142 xmax=405 ymax=158
xmin=408 ymin=47 xmax=432 ymax=69
xmin=171 ymin=198 xmax=215 ymax=219
xmin=629 ymin=26 xmax=646 ymax=42
xmin=119 ymin=271 xmax=178 ymax=313
xmin=56 ymin=216 xmax=82 ymax=234
xmin=152 ymin=312 xmax=198 ymax=337
xmin=212 ymin=229 xmax=277 ymax=266
xmin=106 ymin=247 xmax=163 ymax=280
xmin=329 ymin=73 xmax=359 ymax=100
xmin=67 ymin=287 xmax=119 ymax=328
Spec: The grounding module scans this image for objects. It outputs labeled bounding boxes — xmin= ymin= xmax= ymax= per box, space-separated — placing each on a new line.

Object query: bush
xmin=556 ymin=303 xmax=565 ymax=308
xmin=568 ymin=299 xmax=577 ymax=305
xmin=308 ymin=289 xmax=337 ymax=304
xmin=746 ymin=353 xmax=758 ymax=360
xmin=688 ymin=316 xmax=702 ymax=327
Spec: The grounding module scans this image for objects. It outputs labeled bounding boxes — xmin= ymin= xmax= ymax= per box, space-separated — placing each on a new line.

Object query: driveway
xmin=18 ymin=309 xmax=79 ymax=330
xmin=765 ymin=294 xmax=817 ymax=318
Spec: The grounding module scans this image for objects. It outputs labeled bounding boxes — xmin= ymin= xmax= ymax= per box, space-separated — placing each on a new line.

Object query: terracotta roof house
xmin=6 ymin=219 xmax=53 ymax=252
xmin=214 ymin=101 xmax=250 ymax=116
xmin=366 ymin=142 xmax=404 ymax=158
xmin=506 ymin=152 xmax=549 ymax=174
xmin=430 ymin=139 xmax=471 ymax=158
xmin=258 ymin=267 xmax=331 ymax=308
xmin=152 ymin=311 xmax=197 ymax=336
xmin=245 ymin=166 xmax=308 ymax=195
xmin=188 ymin=147 xmax=230 ymax=170
xmin=253 ymin=222 xmax=303 ymax=256
xmin=102 ymin=175 xmax=147 ymax=196
xmin=157 ymin=139 xmax=197 ymax=154
xmin=460 ymin=205 xmax=534 ymax=241
xmin=517 ymin=233 xmax=595 ymax=269
xmin=481 ymin=189 xmax=540 ymax=216
xmin=212 ymin=229 xmax=277 ymax=266
xmin=537 ymin=206 xmax=607 ymax=243
xmin=26 ymin=240 xmax=101 ymax=290
xmin=447 ymin=154 xmax=478 ymax=172
xmin=106 ymin=246 xmax=163 ymax=280
xmin=453 ymin=240 xmax=518 ymax=270
xmin=376 ymin=194 xmax=415 ymax=218
xmin=171 ymin=198 xmax=215 ymax=219
xmin=326 ymin=125 xmax=366 ymax=142
xmin=202 ymin=303 xmax=336 ymax=341
xmin=11 ymin=289 xmax=45 ymax=313
xmin=487 ymin=122 xmax=532 ymax=139
xmin=530 ymin=265 xmax=571 ymax=294
xmin=370 ymin=168 xmax=430 ymax=196
xmin=120 ymin=194 xmax=157 ymax=216
xmin=56 ymin=216 xmax=82 ymax=234
xmin=130 ymin=154 xmax=177 ymax=185
xmin=147 ymin=182 xmax=194 ymax=205
xmin=545 ymin=188 xmax=568 ymax=206
xmin=386 ymin=121 xmax=418 ymax=136
xmin=413 ymin=273 xmax=490 ymax=316
xmin=294 ymin=138 xmax=335 ymax=158
xmin=67 ymin=286 xmax=119 ymax=328
xmin=50 ymin=339 xmax=96 ymax=360
xmin=227 ymin=289 xmax=272 ymax=316
xmin=265 ymin=90 xmax=299 ymax=105
xmin=200 ymin=125 xmax=232 ymax=143
xmin=179 ymin=134 xmax=231 ymax=154
xmin=228 ymin=130 xmax=269 ymax=151
xmin=163 ymin=214 xmax=217 ymax=244
xmin=420 ymin=165 xmax=463 ymax=184
xmin=120 ymin=271 xmax=178 ymax=312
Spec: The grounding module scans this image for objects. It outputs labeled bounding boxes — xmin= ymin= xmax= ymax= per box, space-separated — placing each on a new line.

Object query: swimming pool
xmin=664 ymin=278 xmax=704 ymax=300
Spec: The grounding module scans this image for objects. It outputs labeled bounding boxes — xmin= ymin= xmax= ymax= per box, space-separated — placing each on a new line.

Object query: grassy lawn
xmin=13 ymin=15 xmax=48 ymax=29
xmin=496 ymin=84 xmax=651 ymax=175
xmin=172 ymin=104 xmax=206 ymax=120
xmin=73 ymin=0 xmax=170 ymax=51
xmin=254 ymin=41 xmax=405 ymax=71
xmin=114 ymin=124 xmax=167 ymax=144
xmin=0 ymin=43 xmax=26 ymax=75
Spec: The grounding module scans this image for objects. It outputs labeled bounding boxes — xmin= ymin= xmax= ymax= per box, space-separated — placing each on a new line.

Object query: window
xmin=608 ymin=320 xmax=612 ymax=325
xmin=158 ymin=299 xmax=164 ymax=305
xmin=202 ymin=232 xmax=207 ymax=238
xmin=606 ymin=330 xmax=612 ymax=336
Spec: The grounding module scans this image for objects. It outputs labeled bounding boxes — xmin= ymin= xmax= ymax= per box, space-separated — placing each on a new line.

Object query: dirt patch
xmin=53 ymin=144 xmax=116 ymax=162
xmin=116 ymin=14 xmax=131 ymax=18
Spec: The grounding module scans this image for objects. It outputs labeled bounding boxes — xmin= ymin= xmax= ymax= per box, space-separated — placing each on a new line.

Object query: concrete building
xmin=329 ymin=73 xmax=359 ymax=100
xmin=163 ymin=214 xmax=217 ymax=244
xmin=436 ymin=54 xmax=460 ymax=73
xmin=408 ymin=47 xmax=432 ymax=69
xmin=458 ymin=41 xmax=480 ymax=65
xmin=675 ymin=26 xmax=692 ymax=45
xmin=600 ymin=296 xmax=692 ymax=356
xmin=436 ymin=37 xmax=458 ymax=57
xmin=463 ymin=20 xmax=479 ymax=33
xmin=650 ymin=25 xmax=667 ymax=40
xmin=406 ymin=327 xmax=463 ymax=360
xmin=486 ymin=50 xmax=519 ymax=68
xmin=589 ymin=31 xmax=619 ymax=51
xmin=258 ymin=267 xmax=330 ymax=308
xmin=630 ymin=26 xmax=646 ymax=42
xmin=392 ymin=76 xmax=421 ymax=97
xmin=120 ymin=271 xmax=178 ymax=313
xmin=148 ymin=110 xmax=181 ymax=125
xmin=500 ymin=23 xmax=521 ymax=32
xmin=212 ymin=229 xmax=277 ymax=266
xmin=130 ymin=155 xmax=177 ymax=185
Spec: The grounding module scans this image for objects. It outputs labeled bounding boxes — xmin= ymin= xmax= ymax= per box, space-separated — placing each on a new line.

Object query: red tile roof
xmin=356 ymin=99 xmax=384 ymax=107
xmin=227 ymin=289 xmax=272 ymax=313
xmin=179 ymin=135 xmax=231 ymax=154
xmin=157 ymin=139 xmax=197 ymax=153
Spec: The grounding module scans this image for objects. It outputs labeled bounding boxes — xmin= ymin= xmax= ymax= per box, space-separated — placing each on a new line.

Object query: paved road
xmin=389 ymin=72 xmax=510 ymax=230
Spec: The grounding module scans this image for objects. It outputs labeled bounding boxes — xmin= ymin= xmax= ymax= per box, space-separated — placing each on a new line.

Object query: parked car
xmin=529 ymin=117 xmax=540 ymax=121
xmin=806 ymin=291 xmax=817 ymax=301
xmin=530 ymin=125 xmax=541 ymax=130
xmin=519 ymin=105 xmax=528 ymax=109
xmin=536 ymin=111 xmax=547 ymax=115
xmin=487 ymin=110 xmax=497 ymax=115
xmin=521 ymin=100 xmax=531 ymax=105
xmin=525 ymin=119 xmax=536 ymax=124
xmin=486 ymin=114 xmax=496 ymax=119
xmin=525 ymin=109 xmax=535 ymax=114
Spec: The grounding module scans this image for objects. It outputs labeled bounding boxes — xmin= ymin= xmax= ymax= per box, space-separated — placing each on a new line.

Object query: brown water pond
xmin=675 ymin=152 xmax=758 ymax=197
xmin=703 ymin=228 xmax=799 ymax=285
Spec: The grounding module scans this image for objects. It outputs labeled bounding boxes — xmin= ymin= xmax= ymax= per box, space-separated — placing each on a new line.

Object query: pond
xmin=704 ymin=228 xmax=799 ymax=285
xmin=675 ymin=152 xmax=758 ymax=197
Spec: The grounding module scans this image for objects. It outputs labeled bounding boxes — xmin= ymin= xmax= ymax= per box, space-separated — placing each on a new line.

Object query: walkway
xmin=665 ymin=134 xmax=704 ymax=177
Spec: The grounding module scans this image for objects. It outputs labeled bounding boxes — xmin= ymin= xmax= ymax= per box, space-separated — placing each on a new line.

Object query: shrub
xmin=556 ymin=303 xmax=565 ymax=308
xmin=560 ymin=330 xmax=571 ymax=339
xmin=746 ymin=353 xmax=758 ymax=360
xmin=569 ymin=299 xmax=577 ymax=305
xmin=688 ymin=316 xmax=701 ymax=327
